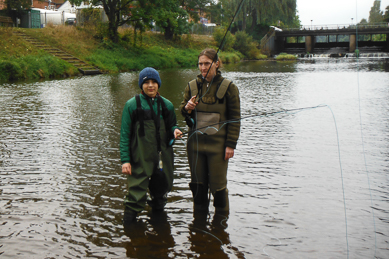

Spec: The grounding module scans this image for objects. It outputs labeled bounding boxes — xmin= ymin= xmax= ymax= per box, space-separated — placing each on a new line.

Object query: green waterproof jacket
xmin=120 ymin=93 xmax=179 ymax=165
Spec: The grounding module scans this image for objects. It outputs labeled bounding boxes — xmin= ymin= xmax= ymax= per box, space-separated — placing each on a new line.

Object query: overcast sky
xmin=297 ymin=0 xmax=389 ymax=25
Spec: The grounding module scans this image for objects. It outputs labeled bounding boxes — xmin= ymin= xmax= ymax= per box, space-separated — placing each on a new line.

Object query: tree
xmin=154 ymin=0 xmax=213 ymax=40
xmin=153 ymin=0 xmax=189 ymax=40
xmin=4 ymin=0 xmax=32 ymax=21
xmin=70 ymin=0 xmax=152 ymax=43
xmin=384 ymin=5 xmax=389 ymax=22
xmin=69 ymin=0 xmax=212 ymax=42
xmin=369 ymin=0 xmax=383 ymax=23
xmin=217 ymin=0 xmax=297 ymax=31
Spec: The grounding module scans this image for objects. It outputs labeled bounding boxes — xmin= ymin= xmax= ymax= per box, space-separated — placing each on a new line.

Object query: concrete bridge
xmin=261 ymin=23 xmax=389 ymax=55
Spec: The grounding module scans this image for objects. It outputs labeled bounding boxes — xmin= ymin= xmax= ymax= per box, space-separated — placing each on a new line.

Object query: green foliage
xmin=233 ymin=30 xmax=262 ymax=59
xmin=19 ymin=54 xmax=75 ymax=79
xmin=153 ymin=0 xmax=190 ymax=40
xmin=276 ymin=52 xmax=297 ymax=60
xmin=87 ymin=44 xmax=200 ymax=73
xmin=219 ymin=51 xmax=241 ymax=63
xmin=4 ymin=0 xmax=31 ymax=18
xmin=213 ymin=26 xmax=235 ymax=51
xmin=0 ymin=60 xmax=23 ymax=81
xmin=218 ymin=0 xmax=298 ymax=31
xmin=0 ymin=53 xmax=77 ymax=81
xmin=385 ymin=6 xmax=389 ymax=22
xmin=369 ymin=0 xmax=384 ymax=23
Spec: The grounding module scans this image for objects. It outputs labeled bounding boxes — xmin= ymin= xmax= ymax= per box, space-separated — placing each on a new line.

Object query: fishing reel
xmin=185 ymin=116 xmax=195 ymax=128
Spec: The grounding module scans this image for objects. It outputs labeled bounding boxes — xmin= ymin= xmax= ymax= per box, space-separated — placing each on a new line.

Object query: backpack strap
xmin=188 ymin=79 xmax=198 ymax=99
xmin=159 ymin=96 xmax=173 ymax=141
xmin=135 ymin=94 xmax=145 ymax=137
xmin=216 ymin=79 xmax=232 ymax=100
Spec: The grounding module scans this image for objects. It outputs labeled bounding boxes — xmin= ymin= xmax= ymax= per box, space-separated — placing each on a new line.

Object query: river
xmin=0 ymin=58 xmax=388 ymax=258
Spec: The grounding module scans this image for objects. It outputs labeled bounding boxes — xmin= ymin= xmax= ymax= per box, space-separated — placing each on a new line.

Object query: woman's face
xmin=198 ymin=55 xmax=219 ymax=82
xmin=142 ymin=79 xmax=159 ymax=98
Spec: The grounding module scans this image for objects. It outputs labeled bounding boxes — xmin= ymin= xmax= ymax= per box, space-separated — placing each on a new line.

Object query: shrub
xmin=219 ymin=52 xmax=241 ymax=63
xmin=0 ymin=60 xmax=24 ymax=81
xmin=275 ymin=53 xmax=297 ymax=60
xmin=213 ymin=26 xmax=235 ymax=51
xmin=233 ymin=30 xmax=264 ymax=59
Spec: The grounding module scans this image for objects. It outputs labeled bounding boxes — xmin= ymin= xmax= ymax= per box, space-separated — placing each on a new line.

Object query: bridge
xmin=261 ymin=23 xmax=389 ymax=55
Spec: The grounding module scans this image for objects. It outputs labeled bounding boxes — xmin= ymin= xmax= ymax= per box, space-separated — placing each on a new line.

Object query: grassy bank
xmin=0 ymin=25 xmax=243 ymax=82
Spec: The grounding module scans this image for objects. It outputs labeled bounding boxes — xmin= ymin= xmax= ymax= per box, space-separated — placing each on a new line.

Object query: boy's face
xmin=142 ymin=79 xmax=159 ymax=98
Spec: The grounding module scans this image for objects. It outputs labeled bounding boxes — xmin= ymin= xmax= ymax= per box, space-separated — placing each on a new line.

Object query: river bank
xmin=1 ymin=25 xmax=247 ymax=82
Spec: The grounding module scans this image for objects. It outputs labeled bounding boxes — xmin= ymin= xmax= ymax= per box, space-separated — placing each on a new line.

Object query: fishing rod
xmin=180 ymin=104 xmax=327 ymax=136
xmin=188 ymin=0 xmax=246 ymax=109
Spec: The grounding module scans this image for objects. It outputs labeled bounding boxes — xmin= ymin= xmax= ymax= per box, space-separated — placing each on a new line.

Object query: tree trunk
xmin=251 ymin=7 xmax=257 ymax=31
xmin=164 ymin=19 xmax=174 ymax=40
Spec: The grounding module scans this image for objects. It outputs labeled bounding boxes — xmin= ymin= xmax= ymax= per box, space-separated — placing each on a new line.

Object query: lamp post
xmin=351 ymin=18 xmax=353 ymax=24
xmin=311 ymin=20 xmax=313 ymax=30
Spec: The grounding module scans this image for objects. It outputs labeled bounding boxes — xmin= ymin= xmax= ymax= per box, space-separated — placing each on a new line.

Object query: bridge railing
xmin=283 ymin=23 xmax=389 ymax=32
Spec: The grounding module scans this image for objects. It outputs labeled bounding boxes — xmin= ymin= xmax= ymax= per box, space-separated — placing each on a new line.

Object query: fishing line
xmin=325 ymin=104 xmax=349 ymax=258
xmin=180 ymin=103 xmax=350 ymax=257
xmin=187 ymin=0 xmax=246 ymax=215
xmin=262 ymin=236 xmax=282 ymax=259
xmin=181 ymin=105 xmax=328 ymax=139
xmin=355 ymin=1 xmax=377 ymax=257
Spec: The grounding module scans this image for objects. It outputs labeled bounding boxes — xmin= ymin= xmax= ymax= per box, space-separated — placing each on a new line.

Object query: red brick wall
xmin=32 ymin=0 xmax=65 ymax=9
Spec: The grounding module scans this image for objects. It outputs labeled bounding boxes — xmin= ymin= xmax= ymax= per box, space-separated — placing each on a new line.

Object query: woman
xmin=120 ymin=67 xmax=182 ymax=225
xmin=180 ymin=48 xmax=241 ymax=214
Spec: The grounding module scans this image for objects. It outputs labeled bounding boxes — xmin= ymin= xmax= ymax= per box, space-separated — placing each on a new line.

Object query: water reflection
xmin=124 ymin=211 xmax=175 ymax=258
xmin=0 ymin=59 xmax=388 ymax=258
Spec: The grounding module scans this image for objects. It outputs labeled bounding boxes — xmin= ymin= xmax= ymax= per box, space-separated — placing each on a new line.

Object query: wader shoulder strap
xmin=135 ymin=94 xmax=145 ymax=137
xmin=188 ymin=79 xmax=198 ymax=98
xmin=146 ymin=96 xmax=162 ymax=152
xmin=159 ymin=97 xmax=173 ymax=140
xmin=216 ymin=79 xmax=232 ymax=100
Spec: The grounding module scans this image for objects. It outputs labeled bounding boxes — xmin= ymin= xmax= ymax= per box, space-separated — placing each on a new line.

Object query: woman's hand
xmin=185 ymin=96 xmax=198 ymax=112
xmin=122 ymin=163 xmax=132 ymax=175
xmin=224 ymin=147 xmax=235 ymax=161
xmin=174 ymin=128 xmax=183 ymax=139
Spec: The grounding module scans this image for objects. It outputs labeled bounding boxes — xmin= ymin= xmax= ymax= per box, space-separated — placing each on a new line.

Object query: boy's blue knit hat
xmin=138 ymin=67 xmax=161 ymax=89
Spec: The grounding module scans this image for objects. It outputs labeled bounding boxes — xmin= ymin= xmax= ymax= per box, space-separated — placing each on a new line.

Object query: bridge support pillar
xmin=305 ymin=36 xmax=313 ymax=53
xmin=386 ymin=34 xmax=389 ymax=51
xmin=349 ymin=34 xmax=356 ymax=52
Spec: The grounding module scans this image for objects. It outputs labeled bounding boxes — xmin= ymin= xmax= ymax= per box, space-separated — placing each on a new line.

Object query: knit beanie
xmin=138 ymin=67 xmax=161 ymax=89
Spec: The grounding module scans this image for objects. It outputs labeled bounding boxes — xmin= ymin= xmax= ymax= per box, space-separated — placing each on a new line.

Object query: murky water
xmin=1 ymin=59 xmax=388 ymax=258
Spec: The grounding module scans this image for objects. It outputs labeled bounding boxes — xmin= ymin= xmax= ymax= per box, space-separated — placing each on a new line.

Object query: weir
xmin=261 ymin=23 xmax=389 ymax=56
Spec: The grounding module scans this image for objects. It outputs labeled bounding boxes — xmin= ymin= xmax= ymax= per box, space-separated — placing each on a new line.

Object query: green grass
xmin=0 ymin=25 xmax=250 ymax=82
xmin=275 ymin=52 xmax=297 ymax=60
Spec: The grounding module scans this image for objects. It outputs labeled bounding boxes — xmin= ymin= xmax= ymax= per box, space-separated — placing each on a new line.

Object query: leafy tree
xmin=4 ymin=0 xmax=32 ymax=20
xmin=69 ymin=0 xmax=155 ymax=43
xmin=369 ymin=0 xmax=383 ymax=23
xmin=217 ymin=0 xmax=297 ymax=33
xmin=153 ymin=0 xmax=189 ymax=40
xmin=384 ymin=5 xmax=389 ymax=22
xmin=69 ymin=0 xmax=212 ymax=42
xmin=154 ymin=0 xmax=213 ymax=40
xmin=359 ymin=18 xmax=368 ymax=24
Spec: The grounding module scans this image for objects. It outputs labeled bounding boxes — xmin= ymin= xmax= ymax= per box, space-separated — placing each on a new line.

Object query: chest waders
xmin=186 ymin=78 xmax=232 ymax=213
xmin=124 ymin=94 xmax=174 ymax=213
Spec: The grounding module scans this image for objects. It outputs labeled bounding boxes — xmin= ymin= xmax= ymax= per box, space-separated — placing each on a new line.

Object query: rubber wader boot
xmin=147 ymin=195 xmax=167 ymax=211
xmin=189 ymin=183 xmax=209 ymax=212
xmin=123 ymin=208 xmax=138 ymax=226
xmin=214 ymin=188 xmax=229 ymax=214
